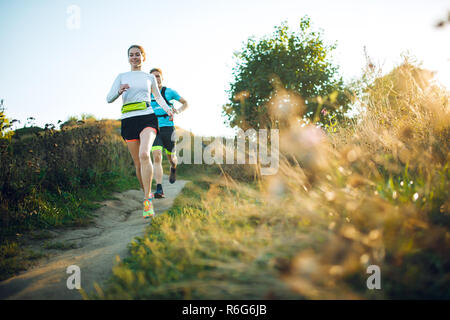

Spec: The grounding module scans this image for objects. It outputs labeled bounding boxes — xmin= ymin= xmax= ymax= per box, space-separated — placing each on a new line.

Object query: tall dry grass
xmin=94 ymin=59 xmax=449 ymax=299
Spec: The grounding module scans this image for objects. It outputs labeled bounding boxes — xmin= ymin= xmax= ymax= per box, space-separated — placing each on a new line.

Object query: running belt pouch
xmin=121 ymin=101 xmax=147 ymax=114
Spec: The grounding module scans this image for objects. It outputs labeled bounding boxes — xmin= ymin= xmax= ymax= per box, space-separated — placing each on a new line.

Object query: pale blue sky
xmin=1 ymin=0 xmax=449 ymax=137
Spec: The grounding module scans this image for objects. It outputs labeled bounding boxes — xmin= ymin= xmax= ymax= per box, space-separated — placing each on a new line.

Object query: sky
xmin=1 ymin=0 xmax=449 ymax=137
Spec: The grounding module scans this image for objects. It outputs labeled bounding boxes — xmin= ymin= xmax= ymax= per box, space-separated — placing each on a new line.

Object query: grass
xmin=0 ymin=170 xmax=140 ymax=281
xmin=28 ymin=230 xmax=55 ymax=241
xmin=91 ymin=172 xmax=343 ymax=299
xmin=2 ymin=59 xmax=448 ymax=298
xmin=43 ymin=241 xmax=78 ymax=250
xmin=90 ymin=59 xmax=449 ymax=300
xmin=0 ymin=119 xmax=142 ymax=281
xmin=0 ymin=241 xmax=47 ymax=281
xmin=1 ymin=170 xmax=140 ymax=237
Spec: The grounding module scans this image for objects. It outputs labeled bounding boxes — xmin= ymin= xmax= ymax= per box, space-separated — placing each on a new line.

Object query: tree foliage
xmin=0 ymin=100 xmax=14 ymax=140
xmin=223 ymin=17 xmax=352 ymax=130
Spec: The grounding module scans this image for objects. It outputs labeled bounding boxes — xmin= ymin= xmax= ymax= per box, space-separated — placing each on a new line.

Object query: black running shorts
xmin=152 ymin=126 xmax=176 ymax=154
xmin=121 ymin=113 xmax=159 ymax=141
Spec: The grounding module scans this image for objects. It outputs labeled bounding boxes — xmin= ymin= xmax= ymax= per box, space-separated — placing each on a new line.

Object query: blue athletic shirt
xmin=150 ymin=87 xmax=181 ymax=127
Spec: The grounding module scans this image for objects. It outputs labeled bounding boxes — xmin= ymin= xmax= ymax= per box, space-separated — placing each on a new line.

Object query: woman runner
xmin=106 ymin=45 xmax=173 ymax=219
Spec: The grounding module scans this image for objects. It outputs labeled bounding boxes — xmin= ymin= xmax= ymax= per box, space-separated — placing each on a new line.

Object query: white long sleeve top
xmin=106 ymin=71 xmax=172 ymax=119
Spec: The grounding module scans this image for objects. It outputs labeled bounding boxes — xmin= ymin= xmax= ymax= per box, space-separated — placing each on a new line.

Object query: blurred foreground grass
xmin=92 ymin=60 xmax=449 ymax=299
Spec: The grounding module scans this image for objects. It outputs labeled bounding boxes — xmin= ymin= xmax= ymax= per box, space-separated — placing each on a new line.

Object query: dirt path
xmin=0 ymin=175 xmax=187 ymax=300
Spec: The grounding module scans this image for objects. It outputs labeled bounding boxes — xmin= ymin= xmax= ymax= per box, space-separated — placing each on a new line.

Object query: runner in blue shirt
xmin=150 ymin=68 xmax=189 ymax=198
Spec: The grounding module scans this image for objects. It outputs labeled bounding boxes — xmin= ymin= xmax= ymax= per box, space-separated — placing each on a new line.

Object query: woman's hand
xmin=118 ymin=84 xmax=130 ymax=95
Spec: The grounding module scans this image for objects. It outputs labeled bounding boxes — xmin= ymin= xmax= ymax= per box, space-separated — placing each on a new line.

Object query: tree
xmin=0 ymin=99 xmax=14 ymax=140
xmin=223 ymin=17 xmax=351 ymax=130
xmin=60 ymin=113 xmax=96 ymax=129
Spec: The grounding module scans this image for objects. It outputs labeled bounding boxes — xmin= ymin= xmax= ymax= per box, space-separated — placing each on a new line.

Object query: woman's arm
xmin=106 ymin=74 xmax=121 ymax=103
xmin=149 ymin=74 xmax=173 ymax=116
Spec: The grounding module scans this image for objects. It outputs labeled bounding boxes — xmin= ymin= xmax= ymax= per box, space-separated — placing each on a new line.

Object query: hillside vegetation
xmin=92 ymin=60 xmax=449 ymax=299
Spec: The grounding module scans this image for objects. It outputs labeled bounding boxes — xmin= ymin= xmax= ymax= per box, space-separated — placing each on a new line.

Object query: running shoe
xmin=143 ymin=196 xmax=155 ymax=219
xmin=154 ymin=185 xmax=165 ymax=198
xmin=169 ymin=167 xmax=177 ymax=184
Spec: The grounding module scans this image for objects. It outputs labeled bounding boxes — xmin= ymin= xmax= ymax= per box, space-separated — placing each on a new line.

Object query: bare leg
xmin=152 ymin=149 xmax=163 ymax=185
xmin=139 ymin=128 xmax=157 ymax=199
xmin=167 ymin=151 xmax=178 ymax=184
xmin=167 ymin=152 xmax=178 ymax=169
xmin=126 ymin=140 xmax=143 ymax=190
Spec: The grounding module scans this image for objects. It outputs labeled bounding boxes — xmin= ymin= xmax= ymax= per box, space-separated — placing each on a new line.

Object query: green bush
xmin=0 ymin=119 xmax=136 ymax=239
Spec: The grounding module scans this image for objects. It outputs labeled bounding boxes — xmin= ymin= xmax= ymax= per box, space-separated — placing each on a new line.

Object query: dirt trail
xmin=0 ymin=175 xmax=187 ymax=300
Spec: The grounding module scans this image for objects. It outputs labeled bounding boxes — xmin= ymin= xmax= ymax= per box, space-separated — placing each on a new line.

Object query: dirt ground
xmin=0 ymin=175 xmax=187 ymax=300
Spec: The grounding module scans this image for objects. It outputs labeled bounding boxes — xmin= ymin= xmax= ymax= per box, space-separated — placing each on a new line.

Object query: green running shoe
xmin=143 ymin=196 xmax=155 ymax=219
